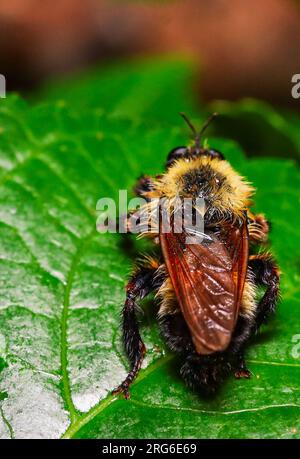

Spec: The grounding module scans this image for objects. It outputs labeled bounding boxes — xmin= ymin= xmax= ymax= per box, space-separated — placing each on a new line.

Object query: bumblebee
xmin=113 ymin=113 xmax=280 ymax=398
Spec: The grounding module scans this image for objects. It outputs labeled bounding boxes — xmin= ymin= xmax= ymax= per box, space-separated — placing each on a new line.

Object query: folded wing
xmin=160 ymin=223 xmax=249 ymax=354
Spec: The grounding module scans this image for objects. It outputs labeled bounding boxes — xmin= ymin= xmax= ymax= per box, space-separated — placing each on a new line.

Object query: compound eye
xmin=207 ymin=149 xmax=225 ymax=160
xmin=166 ymin=146 xmax=187 ymax=168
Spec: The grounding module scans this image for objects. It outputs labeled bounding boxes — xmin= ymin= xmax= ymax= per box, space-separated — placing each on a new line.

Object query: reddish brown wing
xmin=160 ymin=223 xmax=249 ymax=354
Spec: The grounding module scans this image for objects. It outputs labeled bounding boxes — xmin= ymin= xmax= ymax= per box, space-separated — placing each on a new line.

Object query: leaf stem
xmin=0 ymin=406 xmax=15 ymax=439
xmin=61 ymin=231 xmax=95 ymax=423
xmin=61 ymin=353 xmax=173 ymax=439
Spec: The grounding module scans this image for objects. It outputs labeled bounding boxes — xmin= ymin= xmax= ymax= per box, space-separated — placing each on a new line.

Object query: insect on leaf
xmin=0 ymin=60 xmax=300 ymax=439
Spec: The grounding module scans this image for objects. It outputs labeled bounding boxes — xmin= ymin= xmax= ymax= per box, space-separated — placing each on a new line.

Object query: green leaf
xmin=1 ymin=61 xmax=300 ymax=439
xmin=37 ymin=57 xmax=199 ymax=125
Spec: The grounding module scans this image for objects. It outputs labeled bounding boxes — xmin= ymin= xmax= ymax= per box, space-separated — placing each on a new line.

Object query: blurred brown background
xmin=1 ymin=0 xmax=300 ymax=106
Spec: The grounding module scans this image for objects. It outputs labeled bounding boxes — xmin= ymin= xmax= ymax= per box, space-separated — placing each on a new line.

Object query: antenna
xmin=180 ymin=112 xmax=218 ymax=153
xmin=199 ymin=112 xmax=218 ymax=137
xmin=179 ymin=112 xmax=197 ymax=137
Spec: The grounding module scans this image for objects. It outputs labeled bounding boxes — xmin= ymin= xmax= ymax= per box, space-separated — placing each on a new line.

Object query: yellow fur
xmin=132 ymin=156 xmax=260 ymax=321
xmin=150 ymin=156 xmax=254 ymax=218
xmin=132 ymin=254 xmax=160 ymax=276
xmin=240 ymin=278 xmax=257 ymax=318
xmin=156 ymin=277 xmax=179 ymax=317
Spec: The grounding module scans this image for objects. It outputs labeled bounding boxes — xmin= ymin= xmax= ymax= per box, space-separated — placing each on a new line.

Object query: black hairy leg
xmin=117 ymin=207 xmax=155 ymax=235
xmin=229 ymin=316 xmax=254 ymax=379
xmin=232 ymin=253 xmax=280 ymax=379
xmin=113 ymin=259 xmax=165 ymax=399
xmin=115 ymin=175 xmax=155 ymax=233
xmin=233 ymin=353 xmax=251 ymax=379
xmin=134 ymin=174 xmax=156 ymax=200
xmin=249 ymin=253 xmax=280 ymax=328
xmin=116 ymin=208 xmax=146 ymax=233
xmin=116 ymin=175 xmax=159 ymax=236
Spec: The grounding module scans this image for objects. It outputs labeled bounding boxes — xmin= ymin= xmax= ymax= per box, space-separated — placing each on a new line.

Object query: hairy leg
xmin=232 ymin=253 xmax=280 ymax=378
xmin=248 ymin=213 xmax=270 ymax=243
xmin=249 ymin=253 xmax=280 ymax=328
xmin=229 ymin=316 xmax=254 ymax=379
xmin=134 ymin=174 xmax=156 ymax=200
xmin=113 ymin=258 xmax=165 ymax=398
